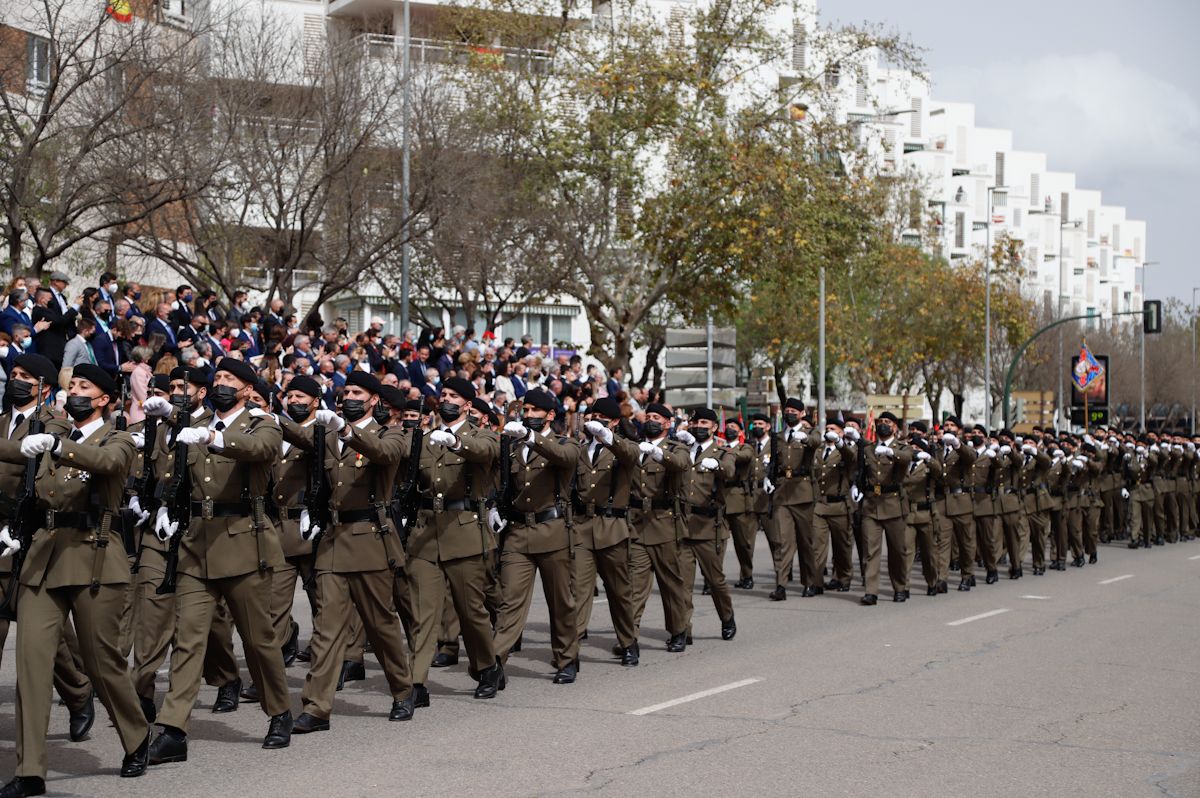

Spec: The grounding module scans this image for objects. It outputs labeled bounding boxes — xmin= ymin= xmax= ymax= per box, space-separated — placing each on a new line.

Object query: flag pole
xmin=1082 ymin=336 xmax=1088 ymax=434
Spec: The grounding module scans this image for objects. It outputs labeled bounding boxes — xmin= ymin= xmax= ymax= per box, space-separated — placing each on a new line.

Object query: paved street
xmin=2 ymin=537 xmax=1199 ymax=797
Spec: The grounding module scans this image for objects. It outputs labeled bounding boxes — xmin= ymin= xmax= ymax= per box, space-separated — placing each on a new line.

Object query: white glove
xmin=1051 ymin=449 xmax=1064 ymax=460
xmin=988 ymin=443 xmax=1000 ymax=453
xmin=844 ymin=426 xmax=860 ymax=442
xmin=1150 ymin=444 xmax=1160 ymax=453
xmin=1123 ymin=452 xmax=1132 ymax=462
xmin=824 ymin=430 xmax=840 ymax=442
xmin=299 ymin=510 xmax=321 ymax=542
xmin=1174 ymin=444 xmax=1184 ymax=453
xmin=1098 ymin=441 xmax=1108 ymax=452
xmin=850 ymin=485 xmax=863 ymax=503
xmin=315 ymin=409 xmax=345 ymax=432
xmin=1136 ymin=446 xmax=1147 ymax=456
xmin=488 ymin=507 xmax=507 ymax=535
xmin=698 ymin=457 xmax=719 ymax=472
xmin=584 ymin=420 xmax=613 ymax=445
xmin=942 ymin=432 xmax=959 ymax=449
xmin=248 ymin=407 xmax=273 ymax=420
xmin=143 ymin=396 xmax=172 ymax=417
xmin=1188 ymin=443 xmax=1197 ymax=453
xmin=502 ymin=421 xmax=528 ymax=439
xmin=638 ymin=441 xmax=664 ymax=462
xmin=0 ymin=525 xmax=19 ymax=558
xmin=21 ymin=433 xmax=56 ymax=457
xmin=428 ymin=430 xmax=456 ymax=448
xmin=1021 ymin=444 xmax=1037 ymax=455
xmin=874 ymin=445 xmax=893 ymax=457
xmin=999 ymin=445 xmax=1012 ymax=455
xmin=1084 ymin=434 xmax=1096 ymax=445
xmin=153 ymin=507 xmax=178 ymax=542
xmin=1014 ymin=436 xmax=1023 ymax=445
xmin=175 ymin=427 xmax=210 ymax=446
xmin=1071 ymin=457 xmax=1086 ymax=471
xmin=916 ymin=450 xmax=931 ymax=462
xmin=762 ymin=477 xmax=776 ymax=494
xmin=130 ymin=431 xmax=146 ymax=450
xmin=1121 ymin=488 xmax=1130 ymax=500
xmin=675 ymin=429 xmax=696 ymax=447
xmin=128 ymin=496 xmax=151 ymax=526
xmin=983 ymin=448 xmax=997 ymax=459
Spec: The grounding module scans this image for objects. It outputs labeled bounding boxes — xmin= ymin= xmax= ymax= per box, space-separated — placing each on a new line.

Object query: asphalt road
xmin=2 ymin=536 xmax=1199 ymax=797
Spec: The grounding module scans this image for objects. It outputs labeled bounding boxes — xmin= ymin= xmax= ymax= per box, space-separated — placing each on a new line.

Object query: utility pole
xmin=399 ymin=0 xmax=412 ymax=337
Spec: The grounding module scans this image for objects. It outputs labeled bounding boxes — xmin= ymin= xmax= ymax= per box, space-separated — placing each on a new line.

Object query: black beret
xmin=724 ymin=417 xmax=742 ymax=429
xmin=170 ymin=365 xmax=212 ymax=387
xmin=249 ymin=380 xmax=273 ymax=404
xmin=441 ymin=376 xmax=476 ymax=402
xmin=214 ymin=359 xmax=256 ymax=386
xmin=591 ymin=397 xmax=621 ymax=420
xmin=379 ymin=385 xmax=407 ymax=409
xmin=523 ymin=389 xmax=557 ymax=412
xmin=911 ymin=436 xmax=931 ymax=454
xmin=750 ymin=412 xmax=769 ymax=423
xmin=909 ymin=420 xmax=928 ymax=433
xmin=645 ymin=402 xmax=672 ymax=419
xmin=998 ymin=428 xmax=1014 ymax=439
xmin=945 ymin=415 xmax=962 ymax=428
xmin=972 ymin=424 xmax=989 ymax=436
xmin=878 ymin=411 xmax=901 ymax=425
xmin=72 ymin=364 xmax=118 ymax=397
xmin=1082 ymin=442 xmax=1097 ymax=454
xmin=826 ymin=415 xmax=845 ymax=429
xmin=405 ymin=399 xmax=423 ymax=412
xmin=345 ymin=371 xmax=382 ymax=394
xmin=150 ymin=374 xmax=171 ymax=394
xmin=471 ymin=397 xmax=493 ymax=416
xmin=13 ymin=353 xmax=58 ymax=386
xmin=287 ymin=375 xmax=322 ymax=399
xmin=784 ymin=397 xmax=806 ymax=413
xmin=691 ymin=407 xmax=718 ymax=423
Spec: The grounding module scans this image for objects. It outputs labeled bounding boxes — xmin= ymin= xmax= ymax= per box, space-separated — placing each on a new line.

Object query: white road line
xmin=628 ymin=678 xmax=761 ymax=716
xmin=1099 ymin=574 xmax=1134 ymax=585
xmin=1189 ymin=555 xmax=1200 ymax=561
xmin=594 ymin=598 xmax=608 ymax=604
xmin=946 ymin=609 xmax=1010 ymax=626
xmin=1020 ymin=595 xmax=1052 ymax=600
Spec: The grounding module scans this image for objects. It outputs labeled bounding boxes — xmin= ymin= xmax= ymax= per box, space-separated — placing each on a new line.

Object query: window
xmin=909 ymin=97 xmax=922 ymax=137
xmin=855 ymin=78 xmax=867 ymax=108
xmin=1134 ymin=236 xmax=1142 ymax=261
xmin=1013 ymin=208 xmax=1022 ymax=227
xmin=1059 ymin=192 xmax=1070 ymax=224
xmin=993 ymin=191 xmax=1007 ymax=208
xmin=1029 ymin=174 xmax=1040 ymax=208
xmin=26 ymin=35 xmax=50 ymax=94
xmin=668 ymin=7 xmax=686 ymax=49
xmin=954 ymin=212 xmax=965 ymax=248
xmin=791 ymin=21 xmax=807 ymax=71
xmin=994 ymin=152 xmax=1005 ymax=187
xmin=1111 ymin=224 xmax=1120 ymax=250
xmin=160 ymin=0 xmax=189 ymax=20
xmin=303 ymin=15 xmax=324 ymax=77
xmin=551 ymin=315 xmax=571 ymax=345
xmin=824 ymin=62 xmax=839 ymax=89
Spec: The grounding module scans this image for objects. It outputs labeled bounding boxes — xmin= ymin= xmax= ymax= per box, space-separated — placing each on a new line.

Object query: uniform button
xmin=205 ymin=458 xmax=211 ymax=464
xmin=339 ymin=463 xmax=344 ymax=468
xmin=337 ymin=481 xmax=343 ymax=487
xmin=277 ymin=495 xmax=284 ymax=501
xmin=437 ymin=493 xmax=443 ymax=498
xmin=204 ymin=477 xmax=211 ymax=482
xmin=49 ymin=490 xmax=55 ymax=496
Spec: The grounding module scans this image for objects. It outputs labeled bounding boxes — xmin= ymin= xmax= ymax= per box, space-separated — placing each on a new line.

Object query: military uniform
xmin=1018 ymin=445 xmax=1052 ymax=574
xmin=993 ymin=443 xmax=1026 ymax=577
xmin=967 ymin=446 xmax=1002 ymax=581
xmin=274 ymin=414 xmax=322 ymax=655
xmin=1129 ymin=448 xmax=1156 ymax=548
xmin=724 ymin=437 xmax=767 ymax=587
xmin=811 ymin=433 xmax=858 ymax=591
xmin=676 ymin=435 xmax=738 ymax=639
xmin=937 ymin=437 xmax=977 ymax=588
xmin=767 ymin=424 xmax=822 ymax=590
xmin=1045 ymin=455 xmax=1069 ymax=568
xmin=859 ymin=437 xmax=913 ymax=600
xmin=902 ymin=453 xmax=943 ymax=593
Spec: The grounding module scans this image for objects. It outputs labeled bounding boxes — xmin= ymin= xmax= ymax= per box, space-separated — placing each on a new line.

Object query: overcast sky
xmin=827 ymin=0 xmax=1199 ymax=304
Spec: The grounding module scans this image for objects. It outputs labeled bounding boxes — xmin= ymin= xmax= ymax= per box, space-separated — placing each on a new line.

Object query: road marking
xmin=1020 ymin=595 xmax=1052 ymax=600
xmin=594 ymin=598 xmax=608 ymax=604
xmin=628 ymin=678 xmax=761 ymax=716
xmin=1189 ymin=555 xmax=1200 ymax=561
xmin=946 ymin=609 xmax=1010 ymax=626
xmin=1098 ymin=574 xmax=1134 ymax=585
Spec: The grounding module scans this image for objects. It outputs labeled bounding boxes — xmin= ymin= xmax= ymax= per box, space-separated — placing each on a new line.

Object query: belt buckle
xmin=432 ymin=496 xmax=445 ymax=512
xmin=642 ymin=498 xmax=652 ymax=512
xmin=873 ymin=485 xmax=881 ymax=496
xmin=330 ymin=509 xmax=340 ymax=526
xmin=522 ymin=512 xmax=534 ymax=526
xmin=202 ymin=498 xmax=214 ymax=520
xmin=45 ymin=509 xmax=55 ymax=528
xmin=784 ymin=468 xmax=793 ymax=478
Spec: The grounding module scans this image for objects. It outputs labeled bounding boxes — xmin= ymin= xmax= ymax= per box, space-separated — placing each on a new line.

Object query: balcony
xmin=351 ymin=33 xmax=553 ymax=75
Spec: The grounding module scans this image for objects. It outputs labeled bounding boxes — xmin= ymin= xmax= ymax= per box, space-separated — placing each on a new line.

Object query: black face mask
xmin=211 ymin=385 xmax=240 ymax=413
xmin=783 ymin=412 xmax=800 ymax=427
xmin=65 ymin=395 xmax=95 ymax=422
xmin=692 ymin=427 xmax=711 ymax=443
xmin=749 ymin=426 xmax=765 ymax=440
xmin=402 ymin=418 xmax=421 ymax=429
xmin=642 ymin=420 xmax=663 ymax=439
xmin=373 ymin=404 xmax=391 ymax=425
xmin=524 ymin=416 xmax=547 ymax=433
xmin=287 ymin=403 xmax=312 ymax=423
xmin=875 ymin=422 xmax=891 ymax=440
xmin=438 ymin=401 xmax=462 ymax=423
xmin=170 ymin=393 xmax=195 ymax=414
xmin=341 ymin=399 xmax=367 ymax=423
xmin=5 ymin=379 xmax=34 ymax=407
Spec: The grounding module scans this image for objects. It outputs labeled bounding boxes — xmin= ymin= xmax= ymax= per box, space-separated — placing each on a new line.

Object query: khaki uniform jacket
xmin=629 ymin=437 xmax=690 ymax=546
xmin=861 ymin=440 xmax=913 ymax=521
xmin=276 ymin=415 xmax=318 ymax=560
xmin=1018 ymin=450 xmax=1053 ymax=513
xmin=21 ymin=419 xmax=136 ymax=588
xmin=504 ymin=430 xmax=581 ymax=555
xmin=575 ymin=435 xmax=640 ymax=550
xmin=903 ymin=456 xmax=942 ymax=525
xmin=315 ymin=418 xmax=405 ymax=573
xmin=148 ymin=407 xmax=213 ymax=557
xmin=0 ymin=405 xmax=63 ymax=576
xmin=1129 ymin=453 xmax=1154 ymax=501
xmin=722 ymin=441 xmax=758 ymax=516
xmin=406 ymin=423 xmax=498 ymax=564
xmin=968 ymin=449 xmax=999 ymax=517
xmin=812 ymin=439 xmax=857 ymax=517
xmin=938 ymin=442 xmax=977 ymax=517
xmin=678 ymin=441 xmax=737 ymax=541
xmin=179 ymin=408 xmax=284 ymax=580
xmin=1045 ymin=459 xmax=1067 ymax=511
xmin=770 ymin=425 xmax=822 ymax=506
xmin=748 ymin=438 xmax=771 ymax=514
xmin=994 ymin=447 xmax=1024 ymax=515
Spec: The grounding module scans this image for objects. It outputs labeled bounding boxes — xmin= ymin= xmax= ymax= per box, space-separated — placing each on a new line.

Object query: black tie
xmin=787 ymin=429 xmax=793 ymax=443
xmin=69 ymin=429 xmax=83 ymax=442
xmin=11 ymin=414 xmax=23 ymax=437
xmin=592 ymin=445 xmax=600 ymax=466
xmin=215 ymin=421 xmax=226 ymax=432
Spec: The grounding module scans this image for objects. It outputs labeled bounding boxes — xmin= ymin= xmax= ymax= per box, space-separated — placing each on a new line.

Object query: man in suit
xmin=0 ymin=291 xmax=32 ymax=337
xmin=858 ymin=411 xmax=913 ymax=605
xmin=169 ymin=285 xmax=194 ymax=331
xmin=30 ymin=285 xmax=77 ymax=369
xmin=0 ymin=364 xmax=149 ymax=797
xmin=145 ymin=303 xmax=180 ymax=356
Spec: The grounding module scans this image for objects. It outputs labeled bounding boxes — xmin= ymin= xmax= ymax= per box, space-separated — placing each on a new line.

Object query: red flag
xmin=865 ymin=408 xmax=876 ymax=443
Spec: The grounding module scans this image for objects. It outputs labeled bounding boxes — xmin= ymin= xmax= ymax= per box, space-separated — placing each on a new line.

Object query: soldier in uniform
xmin=0 ymin=354 xmax=98 ymax=744
xmin=1045 ymin=441 xmax=1070 ymax=570
xmin=147 ymin=359 xmax=293 ymax=764
xmin=573 ymin=397 xmax=641 ymax=665
xmin=811 ymin=416 xmax=857 ymax=593
xmin=1150 ymin=435 xmax=1175 ymax=544
xmin=1018 ymin=431 xmax=1052 ymax=575
xmin=675 ymin=408 xmax=738 ymax=642
xmin=292 ymin=371 xmax=415 ymax=732
xmin=405 ymin=377 xmax=503 ymax=704
xmin=627 ymin=402 xmax=691 ymax=652
xmin=0 ymin=364 xmax=150 ymax=797
xmin=493 ymin=389 xmax=582 ymax=684
xmin=1127 ymin=437 xmax=1155 ymax=549
xmin=993 ymin=429 xmax=1026 ymax=579
xmin=966 ymin=426 xmax=1003 ymax=585
xmin=902 ymin=429 xmax=942 ymax=595
xmin=723 ymin=418 xmax=762 ymax=590
xmin=765 ymin=398 xmax=822 ymax=600
xmin=934 ymin=416 xmax=976 ymax=591
xmin=858 ymin=412 xmax=912 ymax=604
xmin=1078 ymin=439 xmax=1104 ymax=563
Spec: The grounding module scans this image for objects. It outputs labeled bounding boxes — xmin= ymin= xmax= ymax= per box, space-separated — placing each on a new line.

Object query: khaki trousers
xmin=863 ymin=515 xmax=908 ymax=596
xmin=998 ymin=510 xmax=1027 ymax=572
xmin=158 ymin=571 xmax=290 ymax=732
xmin=813 ymin=511 xmax=854 ymax=587
xmin=1027 ymin=510 xmax=1049 ymax=569
xmin=407 ymin=555 xmax=495 ymax=685
xmin=677 ymin=538 xmax=733 ymax=636
xmin=301 ymin=569 xmax=411 ymax=719
xmin=15 ymin=584 xmax=148 ymax=778
xmin=726 ymin=512 xmax=760 ymax=581
xmin=628 ymin=539 xmax=687 ymax=637
xmin=494 ymin=547 xmax=578 ymax=670
xmin=905 ymin=520 xmax=939 ymax=588
xmin=573 ymin=541 xmax=637 ymax=649
xmin=769 ymin=503 xmax=814 ymax=587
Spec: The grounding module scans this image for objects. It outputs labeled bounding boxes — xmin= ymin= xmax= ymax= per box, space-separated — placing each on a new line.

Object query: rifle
xmin=115 ymin=375 xmax=129 ymax=431
xmin=130 ymin=412 xmax=158 ymax=573
xmin=767 ymin=416 xmax=780 ymax=519
xmin=156 ymin=374 xmax=193 ymax=595
xmin=497 ymin=400 xmax=521 ymax=523
xmin=393 ymin=406 xmax=429 ymax=548
xmin=302 ymin=420 xmax=329 ymax=590
xmin=0 ymin=378 xmax=45 ymax=622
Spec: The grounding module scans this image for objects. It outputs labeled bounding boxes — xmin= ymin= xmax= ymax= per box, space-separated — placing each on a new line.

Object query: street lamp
xmin=983 ymin=184 xmax=1008 ymax=427
xmin=1057 ymin=219 xmax=1082 ymax=429
xmin=399 ymin=0 xmax=412 ymax=337
xmin=1139 ymin=260 xmax=1160 ymax=431
xmin=1192 ymin=287 xmax=1199 ymax=434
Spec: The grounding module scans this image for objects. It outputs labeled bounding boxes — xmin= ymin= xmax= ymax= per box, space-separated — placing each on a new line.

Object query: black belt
xmin=330 ymin=507 xmax=379 ymax=524
xmin=972 ymin=487 xmax=993 ymax=495
xmin=1003 ymin=488 xmax=1019 ymax=495
xmin=1025 ymin=488 xmax=1041 ymax=496
xmin=1050 ymin=490 xmax=1064 ymax=497
xmin=635 ymin=497 xmax=673 ymax=512
xmin=1065 ymin=487 xmax=1080 ymax=495
xmin=190 ymin=500 xmax=251 ymax=518
xmin=823 ymin=494 xmax=846 ymax=502
xmin=915 ymin=501 xmax=932 ymax=511
xmin=934 ymin=490 xmax=947 ymax=499
xmin=419 ymin=497 xmax=474 ymax=512
xmin=578 ymin=506 xmax=628 ymax=519
xmin=779 ymin=467 xmax=812 ymax=480
xmin=285 ymin=507 xmax=304 ymax=520
xmin=688 ymin=504 xmax=719 ymax=518
xmin=45 ymin=509 xmax=94 ymax=529
xmin=868 ymin=485 xmax=901 ymax=495
xmin=947 ymin=486 xmax=965 ymax=494
xmin=504 ymin=506 xmax=564 ymax=525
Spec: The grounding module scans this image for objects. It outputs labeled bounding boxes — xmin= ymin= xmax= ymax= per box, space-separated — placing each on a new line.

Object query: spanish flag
xmin=106 ymin=0 xmax=132 ymax=23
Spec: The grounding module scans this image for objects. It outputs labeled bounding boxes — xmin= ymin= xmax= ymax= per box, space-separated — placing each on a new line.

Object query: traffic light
xmin=1143 ymin=300 xmax=1162 ymax=334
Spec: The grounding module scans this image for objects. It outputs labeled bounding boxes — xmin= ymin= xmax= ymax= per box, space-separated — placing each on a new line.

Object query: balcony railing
xmin=351 ymin=33 xmax=553 ymax=75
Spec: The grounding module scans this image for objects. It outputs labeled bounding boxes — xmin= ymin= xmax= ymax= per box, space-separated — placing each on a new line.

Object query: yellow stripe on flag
xmin=106 ymin=0 xmax=132 ymax=23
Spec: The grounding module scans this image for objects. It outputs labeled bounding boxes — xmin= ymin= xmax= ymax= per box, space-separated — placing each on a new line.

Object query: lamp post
xmin=983 ymin=184 xmax=1007 ymax=427
xmin=1057 ymin=219 xmax=1082 ymax=430
xmin=399 ymin=0 xmax=412 ymax=336
xmin=1139 ymin=261 xmax=1159 ymax=431
xmin=1192 ymin=287 xmax=1199 ymax=435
